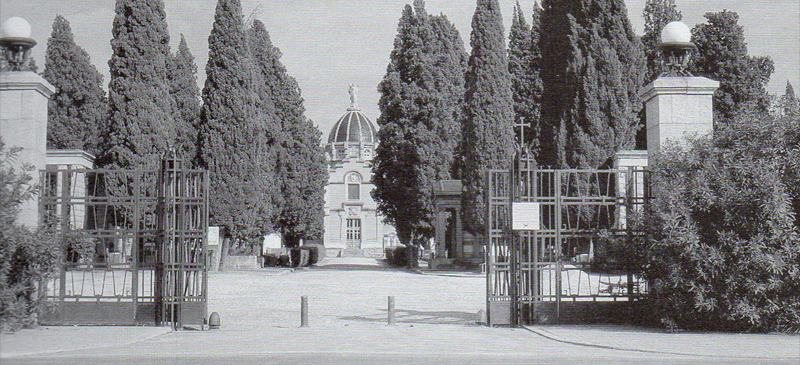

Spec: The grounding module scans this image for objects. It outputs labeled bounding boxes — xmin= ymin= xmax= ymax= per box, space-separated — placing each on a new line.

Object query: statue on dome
xmin=348 ymin=83 xmax=359 ymax=109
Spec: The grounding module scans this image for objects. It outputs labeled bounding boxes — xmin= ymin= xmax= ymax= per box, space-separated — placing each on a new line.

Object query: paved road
xmin=2 ymin=257 xmax=798 ymax=364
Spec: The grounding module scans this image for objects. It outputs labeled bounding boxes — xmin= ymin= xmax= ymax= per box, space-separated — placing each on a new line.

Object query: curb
xmin=1 ymin=327 xmax=172 ymax=359
xmin=523 ymin=326 xmax=781 ymax=361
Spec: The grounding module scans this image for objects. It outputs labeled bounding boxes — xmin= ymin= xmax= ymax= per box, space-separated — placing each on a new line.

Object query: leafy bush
xmin=633 ymin=113 xmax=800 ymax=333
xmin=387 ymin=246 xmax=409 ymax=267
xmin=384 ymin=247 xmax=395 ymax=262
xmin=0 ymin=139 xmax=60 ymax=332
xmin=300 ymin=244 xmax=325 ymax=266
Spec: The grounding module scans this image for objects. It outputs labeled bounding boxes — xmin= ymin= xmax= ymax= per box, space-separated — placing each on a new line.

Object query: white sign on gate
xmin=208 ymin=226 xmax=220 ymax=246
xmin=512 ymin=202 xmax=540 ymax=231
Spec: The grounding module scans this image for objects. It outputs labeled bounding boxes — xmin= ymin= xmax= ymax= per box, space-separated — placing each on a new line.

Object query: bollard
xmin=476 ymin=309 xmax=487 ymax=325
xmin=208 ymin=312 xmax=220 ymax=329
xmin=388 ymin=296 xmax=396 ymax=325
xmin=300 ymin=295 xmax=309 ymax=327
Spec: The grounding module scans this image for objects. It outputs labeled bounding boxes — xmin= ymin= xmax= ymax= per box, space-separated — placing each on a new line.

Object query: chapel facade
xmin=323 ymin=86 xmax=397 ymax=257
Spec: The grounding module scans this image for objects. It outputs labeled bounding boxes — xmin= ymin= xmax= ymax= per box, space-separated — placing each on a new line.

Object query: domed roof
xmin=328 ymin=109 xmax=376 ymax=144
xmin=327 ymin=84 xmax=376 ymax=144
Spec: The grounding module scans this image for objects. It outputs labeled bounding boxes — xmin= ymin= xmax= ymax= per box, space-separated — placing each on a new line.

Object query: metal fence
xmin=39 ymin=158 xmax=208 ymax=329
xmin=486 ymin=159 xmax=650 ymax=326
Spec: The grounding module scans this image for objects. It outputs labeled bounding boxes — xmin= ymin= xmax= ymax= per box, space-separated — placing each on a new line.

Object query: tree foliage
xmin=248 ymin=19 xmax=326 ymax=247
xmin=775 ymin=81 xmax=800 ymax=120
xmin=633 ymin=112 xmax=800 ymax=333
xmin=169 ymin=34 xmax=201 ymax=161
xmin=460 ymin=0 xmax=515 ymax=235
xmin=0 ymin=138 xmax=60 ymax=332
xmin=508 ymin=1 xmax=543 ymax=158
xmin=539 ymin=0 xmax=645 ymax=169
xmin=641 ymin=0 xmax=682 ymax=83
xmin=105 ymin=0 xmax=177 ymax=169
xmin=43 ymin=15 xmax=108 ymax=157
xmin=198 ymin=0 xmax=280 ymax=251
xmin=373 ymin=1 xmax=468 ymax=247
xmin=690 ymin=10 xmax=774 ymax=124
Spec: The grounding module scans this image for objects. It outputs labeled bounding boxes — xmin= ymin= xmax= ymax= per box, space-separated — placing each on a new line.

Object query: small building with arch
xmin=323 ymin=87 xmax=397 ymax=257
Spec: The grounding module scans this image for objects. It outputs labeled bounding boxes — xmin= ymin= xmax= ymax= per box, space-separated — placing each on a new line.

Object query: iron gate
xmin=486 ymin=158 xmax=649 ymax=326
xmin=38 ymin=157 xmax=209 ymax=329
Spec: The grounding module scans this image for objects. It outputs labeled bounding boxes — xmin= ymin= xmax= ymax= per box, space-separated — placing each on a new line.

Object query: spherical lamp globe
xmin=660 ymin=21 xmax=692 ymax=45
xmin=1 ymin=17 xmax=33 ymax=40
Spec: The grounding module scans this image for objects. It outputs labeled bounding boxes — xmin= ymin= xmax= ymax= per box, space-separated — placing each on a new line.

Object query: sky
xmin=1 ymin=0 xmax=798 ymax=141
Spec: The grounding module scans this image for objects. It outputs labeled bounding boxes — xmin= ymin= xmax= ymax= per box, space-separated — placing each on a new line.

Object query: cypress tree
xmin=169 ymin=34 xmax=201 ymax=161
xmin=778 ymin=81 xmax=799 ymax=119
xmin=105 ymin=0 xmax=176 ymax=169
xmin=198 ymin=0 xmax=279 ymax=251
xmin=641 ymin=0 xmax=682 ymax=83
xmin=690 ymin=11 xmax=774 ymax=123
xmin=373 ymin=0 xmax=468 ymax=249
xmin=508 ymin=1 xmax=543 ymax=158
xmin=539 ymin=0 xmax=645 ymax=169
xmin=460 ymin=0 xmax=515 ymax=235
xmin=43 ymin=15 xmax=108 ymax=157
xmin=248 ymin=19 xmax=326 ymax=247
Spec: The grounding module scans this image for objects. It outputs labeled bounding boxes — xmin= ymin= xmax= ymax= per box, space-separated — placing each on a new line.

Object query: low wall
xmin=222 ymin=255 xmax=260 ymax=270
xmin=522 ymin=300 xmax=649 ymax=325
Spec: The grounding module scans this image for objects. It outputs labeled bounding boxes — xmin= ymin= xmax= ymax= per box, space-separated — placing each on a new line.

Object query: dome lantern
xmin=327 ymin=85 xmax=377 ymax=161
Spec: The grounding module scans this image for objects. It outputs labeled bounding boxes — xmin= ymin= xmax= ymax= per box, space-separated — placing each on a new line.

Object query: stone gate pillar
xmin=0 ymin=17 xmax=55 ymax=228
xmin=643 ymin=76 xmax=718 ymax=162
xmin=644 ymin=21 xmax=719 ymax=162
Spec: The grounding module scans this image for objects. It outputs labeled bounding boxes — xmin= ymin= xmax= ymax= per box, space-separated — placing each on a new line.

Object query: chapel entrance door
xmin=345 ymin=217 xmax=362 ymax=249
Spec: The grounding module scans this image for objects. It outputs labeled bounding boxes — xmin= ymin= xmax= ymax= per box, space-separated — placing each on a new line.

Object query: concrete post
xmin=642 ymin=76 xmax=719 ymax=163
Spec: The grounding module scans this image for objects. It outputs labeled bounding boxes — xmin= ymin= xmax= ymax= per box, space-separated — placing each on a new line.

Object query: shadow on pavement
xmin=340 ymin=309 xmax=478 ymax=325
xmin=310 ymin=263 xmax=405 ymax=272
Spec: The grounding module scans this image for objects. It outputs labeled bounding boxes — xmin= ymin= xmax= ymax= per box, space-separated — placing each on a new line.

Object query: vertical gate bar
xmin=509 ymin=161 xmax=517 ymax=327
xmin=625 ymin=167 xmax=635 ymax=299
xmin=155 ymin=164 xmax=165 ymax=327
xmin=58 ymin=170 xmax=71 ymax=323
xmin=485 ymin=170 xmax=493 ymax=325
xmin=555 ymin=170 xmax=562 ymax=322
xmin=202 ymin=171 xmax=209 ymax=329
xmin=132 ymin=171 xmax=139 ymax=322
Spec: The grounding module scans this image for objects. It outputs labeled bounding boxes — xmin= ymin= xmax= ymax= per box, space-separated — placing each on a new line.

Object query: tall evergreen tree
xmin=43 ymin=15 xmax=107 ymax=156
xmin=539 ymin=0 xmax=645 ymax=169
xmin=248 ymin=19 xmax=326 ymax=247
xmin=460 ymin=0 xmax=515 ymax=235
xmin=508 ymin=1 xmax=543 ymax=158
xmin=169 ymin=34 xmax=201 ymax=161
xmin=373 ymin=0 xmax=468 ymax=249
xmin=690 ymin=11 xmax=774 ymax=124
xmin=641 ymin=0 xmax=682 ymax=83
xmin=778 ymin=81 xmax=800 ymax=119
xmin=198 ymin=0 xmax=280 ymax=251
xmin=105 ymin=0 xmax=176 ymax=169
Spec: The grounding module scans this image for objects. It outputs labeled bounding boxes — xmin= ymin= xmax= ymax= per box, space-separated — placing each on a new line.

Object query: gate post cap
xmin=209 ymin=312 xmax=220 ymax=329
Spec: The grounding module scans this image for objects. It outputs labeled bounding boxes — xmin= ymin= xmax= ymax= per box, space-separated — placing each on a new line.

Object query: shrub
xmin=384 ymin=247 xmax=395 ymax=262
xmin=389 ymin=245 xmax=409 ymax=267
xmin=631 ymin=113 xmax=800 ymax=333
xmin=0 ymin=139 xmax=61 ymax=332
xmin=289 ymin=247 xmax=312 ymax=267
xmin=300 ymin=244 xmax=325 ymax=266
xmin=262 ymin=254 xmax=275 ymax=267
